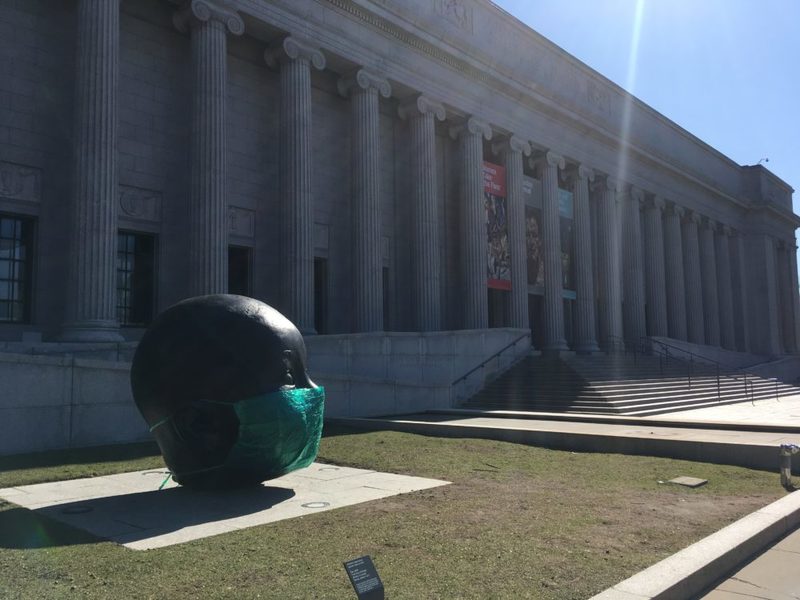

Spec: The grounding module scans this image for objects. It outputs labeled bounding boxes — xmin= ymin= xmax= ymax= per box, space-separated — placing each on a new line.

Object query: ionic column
xmin=700 ymin=218 xmax=720 ymax=346
xmin=777 ymin=241 xmax=797 ymax=353
xmin=730 ymin=231 xmax=751 ymax=352
xmin=493 ymin=135 xmax=531 ymax=330
xmin=715 ymin=225 xmax=736 ymax=350
xmin=530 ymin=151 xmax=568 ymax=351
xmin=790 ymin=243 xmax=800 ymax=353
xmin=399 ymin=95 xmax=446 ymax=331
xmin=449 ymin=117 xmax=492 ymax=329
xmin=264 ymin=37 xmax=325 ymax=334
xmin=682 ymin=212 xmax=705 ymax=344
xmin=643 ymin=195 xmax=668 ymax=337
xmin=622 ymin=186 xmax=646 ymax=343
xmin=338 ymin=69 xmax=391 ymax=332
xmin=175 ymin=1 xmax=244 ymax=297
xmin=592 ymin=176 xmax=624 ymax=349
xmin=663 ymin=204 xmax=687 ymax=340
xmin=567 ymin=164 xmax=598 ymax=353
xmin=62 ymin=0 xmax=123 ymax=342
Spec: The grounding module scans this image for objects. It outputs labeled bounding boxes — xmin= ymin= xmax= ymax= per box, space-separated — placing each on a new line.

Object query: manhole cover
xmin=301 ymin=502 xmax=330 ymax=509
xmin=318 ymin=467 xmax=340 ymax=472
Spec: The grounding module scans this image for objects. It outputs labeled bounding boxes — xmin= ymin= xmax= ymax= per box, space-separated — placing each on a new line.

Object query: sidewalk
xmin=701 ymin=525 xmax=800 ymax=599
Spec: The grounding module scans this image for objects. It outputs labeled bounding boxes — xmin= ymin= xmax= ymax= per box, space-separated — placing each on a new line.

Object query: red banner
xmin=483 ymin=162 xmax=511 ymax=290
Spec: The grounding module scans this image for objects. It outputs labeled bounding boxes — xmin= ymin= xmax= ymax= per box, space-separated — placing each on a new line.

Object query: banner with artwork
xmin=559 ymin=189 xmax=575 ymax=291
xmin=523 ymin=176 xmax=544 ymax=286
xmin=484 ymin=161 xmax=511 ymax=290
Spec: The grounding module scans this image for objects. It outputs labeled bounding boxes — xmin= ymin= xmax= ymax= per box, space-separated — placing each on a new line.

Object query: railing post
xmin=716 ymin=363 xmax=721 ymax=400
xmin=689 ymin=356 xmax=693 ymax=389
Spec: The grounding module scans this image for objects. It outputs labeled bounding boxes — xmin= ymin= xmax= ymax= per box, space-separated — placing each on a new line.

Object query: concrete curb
xmin=589 ymin=491 xmax=800 ymax=599
xmin=327 ymin=417 xmax=799 ymax=474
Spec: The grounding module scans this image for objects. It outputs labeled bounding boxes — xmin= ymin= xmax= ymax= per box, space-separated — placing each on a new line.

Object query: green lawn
xmin=0 ymin=424 xmax=787 ymax=599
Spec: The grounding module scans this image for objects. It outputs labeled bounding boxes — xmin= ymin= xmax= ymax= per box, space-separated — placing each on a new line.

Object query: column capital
xmin=650 ymin=195 xmax=666 ymax=211
xmin=630 ymin=186 xmax=646 ymax=204
xmin=492 ymin=134 xmax=531 ymax=157
xmin=449 ymin=116 xmax=492 ymax=141
xmin=721 ymin=224 xmax=733 ymax=237
xmin=337 ymin=68 xmax=391 ymax=99
xmin=529 ymin=150 xmax=565 ymax=171
xmin=173 ymin=0 xmax=244 ymax=35
xmin=667 ymin=203 xmax=685 ymax=218
xmin=687 ymin=210 xmax=703 ymax=225
xmin=398 ymin=94 xmax=445 ymax=121
xmin=590 ymin=174 xmax=618 ymax=193
xmin=703 ymin=217 xmax=717 ymax=230
xmin=264 ymin=36 xmax=326 ymax=70
xmin=563 ymin=164 xmax=595 ymax=185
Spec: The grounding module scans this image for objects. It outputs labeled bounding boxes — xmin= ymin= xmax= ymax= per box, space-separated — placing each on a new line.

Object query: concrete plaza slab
xmin=0 ymin=463 xmax=449 ymax=550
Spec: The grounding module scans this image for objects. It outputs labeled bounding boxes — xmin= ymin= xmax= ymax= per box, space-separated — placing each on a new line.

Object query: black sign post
xmin=343 ymin=555 xmax=384 ymax=600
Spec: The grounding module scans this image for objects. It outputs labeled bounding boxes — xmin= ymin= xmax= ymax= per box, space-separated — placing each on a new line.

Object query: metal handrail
xmin=451 ymin=333 xmax=530 ymax=386
xmin=641 ymin=337 xmax=772 ymax=402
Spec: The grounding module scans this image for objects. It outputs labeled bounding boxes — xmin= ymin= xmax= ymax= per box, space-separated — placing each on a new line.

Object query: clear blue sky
xmin=491 ymin=0 xmax=800 ymax=215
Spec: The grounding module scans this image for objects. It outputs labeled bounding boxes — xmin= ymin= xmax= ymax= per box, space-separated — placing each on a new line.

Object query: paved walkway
xmin=701 ymin=525 xmax=800 ymax=599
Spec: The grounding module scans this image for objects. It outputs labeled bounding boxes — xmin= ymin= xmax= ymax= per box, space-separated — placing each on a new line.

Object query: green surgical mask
xmin=151 ymin=387 xmax=325 ymax=484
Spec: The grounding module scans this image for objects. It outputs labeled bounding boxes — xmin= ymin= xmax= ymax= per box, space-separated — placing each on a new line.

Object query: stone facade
xmin=0 ymin=0 xmax=797 ymax=357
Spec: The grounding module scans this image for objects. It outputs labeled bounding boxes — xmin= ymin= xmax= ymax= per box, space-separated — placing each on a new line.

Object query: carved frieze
xmin=433 ymin=0 xmax=473 ymax=33
xmin=119 ymin=185 xmax=161 ymax=223
xmin=0 ymin=162 xmax=41 ymax=203
xmin=228 ymin=206 xmax=255 ymax=238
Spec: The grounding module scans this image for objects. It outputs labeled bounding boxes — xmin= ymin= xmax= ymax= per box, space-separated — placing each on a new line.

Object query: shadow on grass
xmin=1 ymin=484 xmax=295 ymax=549
xmin=0 ymin=442 xmax=161 ymax=473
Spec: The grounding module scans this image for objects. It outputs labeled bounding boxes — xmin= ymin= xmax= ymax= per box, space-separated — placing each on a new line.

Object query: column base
xmin=60 ymin=320 xmax=124 ymax=343
xmin=575 ymin=341 xmax=600 ymax=355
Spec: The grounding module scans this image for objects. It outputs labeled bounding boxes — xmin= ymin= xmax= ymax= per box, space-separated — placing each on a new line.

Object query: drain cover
xmin=301 ymin=501 xmax=331 ymax=509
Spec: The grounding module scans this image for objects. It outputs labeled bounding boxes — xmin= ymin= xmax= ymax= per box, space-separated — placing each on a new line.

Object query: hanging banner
xmin=523 ymin=175 xmax=544 ymax=286
xmin=559 ymin=189 xmax=575 ymax=291
xmin=484 ymin=161 xmax=511 ymax=290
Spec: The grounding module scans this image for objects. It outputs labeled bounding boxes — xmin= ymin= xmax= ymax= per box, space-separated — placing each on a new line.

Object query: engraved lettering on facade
xmin=0 ymin=162 xmax=41 ymax=203
xmin=587 ymin=80 xmax=610 ymax=114
xmin=433 ymin=0 xmax=473 ymax=33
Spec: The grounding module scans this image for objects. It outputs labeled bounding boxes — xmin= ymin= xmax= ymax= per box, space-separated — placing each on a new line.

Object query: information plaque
xmin=343 ymin=555 xmax=384 ymax=600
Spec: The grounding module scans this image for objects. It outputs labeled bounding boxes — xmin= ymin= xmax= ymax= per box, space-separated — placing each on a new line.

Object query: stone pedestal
xmin=715 ymin=225 xmax=736 ymax=350
xmin=265 ymin=37 xmax=326 ymax=334
xmin=569 ymin=165 xmax=598 ymax=353
xmin=175 ymin=1 xmax=244 ymax=297
xmin=663 ymin=204 xmax=687 ymax=340
xmin=622 ymin=186 xmax=646 ymax=344
xmin=643 ymin=196 xmax=668 ymax=337
xmin=399 ymin=95 xmax=446 ymax=331
xmin=534 ymin=151 xmax=568 ymax=351
xmin=338 ymin=69 xmax=391 ymax=332
xmin=450 ymin=117 xmax=492 ymax=330
xmin=62 ymin=0 xmax=123 ymax=342
xmin=700 ymin=219 xmax=720 ymax=346
xmin=682 ymin=212 xmax=705 ymax=345
xmin=593 ymin=176 xmax=624 ymax=349
xmin=494 ymin=136 xmax=531 ymax=330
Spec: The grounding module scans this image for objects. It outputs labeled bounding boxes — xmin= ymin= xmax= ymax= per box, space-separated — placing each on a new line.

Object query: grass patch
xmin=0 ymin=425 xmax=786 ymax=599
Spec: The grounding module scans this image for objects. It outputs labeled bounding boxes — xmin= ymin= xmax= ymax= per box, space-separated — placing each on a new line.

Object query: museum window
xmin=0 ymin=214 xmax=34 ymax=323
xmin=116 ymin=231 xmax=156 ymax=326
xmin=228 ymin=245 xmax=252 ymax=297
xmin=314 ymin=257 xmax=328 ymax=334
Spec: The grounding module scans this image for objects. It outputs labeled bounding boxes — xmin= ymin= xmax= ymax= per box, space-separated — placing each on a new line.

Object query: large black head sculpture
xmin=131 ymin=295 xmax=324 ymax=490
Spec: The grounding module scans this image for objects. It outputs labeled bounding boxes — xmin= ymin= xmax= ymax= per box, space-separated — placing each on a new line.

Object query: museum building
xmin=1 ymin=0 xmax=798 ymax=357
